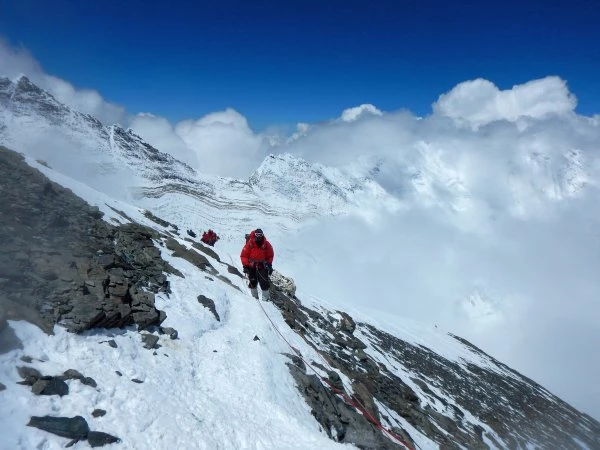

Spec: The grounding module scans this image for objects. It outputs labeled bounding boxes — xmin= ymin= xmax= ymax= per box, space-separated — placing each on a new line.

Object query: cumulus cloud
xmin=340 ymin=103 xmax=383 ymax=122
xmin=432 ymin=77 xmax=577 ymax=128
xmin=0 ymin=39 xmax=125 ymax=125
xmin=128 ymin=113 xmax=199 ymax=168
xmin=175 ymin=108 xmax=265 ymax=178
xmin=130 ymin=108 xmax=267 ymax=178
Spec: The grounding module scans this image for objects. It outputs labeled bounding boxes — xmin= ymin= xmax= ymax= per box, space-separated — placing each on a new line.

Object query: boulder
xmin=270 ymin=270 xmax=296 ymax=298
xmin=87 ymin=431 xmax=120 ymax=447
xmin=27 ymin=415 xmax=89 ymax=440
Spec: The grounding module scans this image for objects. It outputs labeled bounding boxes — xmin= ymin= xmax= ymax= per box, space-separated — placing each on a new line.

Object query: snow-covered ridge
xmin=0 ymin=76 xmax=399 ymax=238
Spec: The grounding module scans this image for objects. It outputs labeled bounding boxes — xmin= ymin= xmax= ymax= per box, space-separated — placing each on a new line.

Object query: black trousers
xmin=248 ymin=264 xmax=270 ymax=290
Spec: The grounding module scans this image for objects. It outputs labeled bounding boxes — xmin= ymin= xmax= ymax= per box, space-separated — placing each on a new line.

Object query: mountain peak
xmin=13 ymin=75 xmax=45 ymax=96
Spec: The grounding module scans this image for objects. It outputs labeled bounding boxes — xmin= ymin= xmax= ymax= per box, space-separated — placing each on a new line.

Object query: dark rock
xmin=159 ymin=327 xmax=178 ymax=340
xmin=226 ymin=264 xmax=243 ymax=278
xmin=0 ymin=318 xmax=23 ymax=354
xmin=133 ymin=310 xmax=160 ymax=330
xmin=27 ymin=415 xmax=89 ymax=439
xmin=191 ymin=241 xmax=220 ymax=262
xmin=82 ymin=377 xmax=97 ymax=388
xmin=131 ymin=378 xmax=143 ymax=384
xmin=197 ymin=295 xmax=220 ymax=321
xmin=166 ymin=238 xmax=216 ymax=273
xmin=142 ymin=210 xmax=172 ymax=228
xmin=253 ymin=335 xmax=260 ymax=341
xmin=20 ymin=355 xmax=33 ymax=363
xmin=141 ymin=333 xmax=159 ymax=349
xmin=88 ymin=431 xmax=121 ymax=447
xmin=326 ymin=371 xmax=345 ymax=392
xmin=32 ymin=377 xmax=69 ymax=396
xmin=17 ymin=366 xmax=42 ymax=382
xmin=108 ymin=339 xmax=117 ymax=348
xmin=92 ymin=409 xmax=106 ymax=418
xmin=63 ymin=369 xmax=84 ymax=380
xmin=115 ymin=371 xmax=122 ymax=376
xmin=31 ymin=379 xmax=49 ymax=395
xmin=0 ymin=382 xmax=5 ymax=391
xmin=338 ymin=312 xmax=356 ymax=335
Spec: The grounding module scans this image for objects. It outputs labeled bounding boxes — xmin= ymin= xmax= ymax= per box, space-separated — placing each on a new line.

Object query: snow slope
xmin=0 ymin=158 xmax=360 ymax=450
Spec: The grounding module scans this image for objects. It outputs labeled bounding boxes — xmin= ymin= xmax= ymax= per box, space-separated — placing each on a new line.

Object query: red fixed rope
xmin=250 ymin=285 xmax=414 ymax=450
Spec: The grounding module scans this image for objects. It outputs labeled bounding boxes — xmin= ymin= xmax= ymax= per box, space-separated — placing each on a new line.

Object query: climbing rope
xmin=244 ymin=273 xmax=415 ymax=450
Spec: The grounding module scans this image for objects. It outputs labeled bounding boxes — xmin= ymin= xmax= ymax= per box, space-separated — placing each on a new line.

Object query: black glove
xmin=266 ymin=263 xmax=273 ymax=275
xmin=243 ymin=265 xmax=250 ymax=274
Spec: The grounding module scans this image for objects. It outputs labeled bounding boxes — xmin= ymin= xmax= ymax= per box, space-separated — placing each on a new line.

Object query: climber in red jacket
xmin=240 ymin=228 xmax=274 ymax=301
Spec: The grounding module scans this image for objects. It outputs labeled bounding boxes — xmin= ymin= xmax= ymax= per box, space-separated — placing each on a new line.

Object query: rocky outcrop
xmin=0 ymin=146 xmax=174 ymax=333
xmin=270 ymin=270 xmax=296 ymax=298
xmin=16 ymin=366 xmax=97 ymax=396
xmin=286 ymin=354 xmax=400 ymax=449
xmin=266 ymin=282 xmax=600 ymax=449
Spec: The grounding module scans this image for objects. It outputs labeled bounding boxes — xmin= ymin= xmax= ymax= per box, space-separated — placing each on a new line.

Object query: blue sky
xmin=1 ymin=0 xmax=599 ymax=130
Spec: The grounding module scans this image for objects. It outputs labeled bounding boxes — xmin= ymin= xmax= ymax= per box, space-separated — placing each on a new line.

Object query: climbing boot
xmin=250 ymin=287 xmax=259 ymax=299
xmin=261 ymin=288 xmax=270 ymax=302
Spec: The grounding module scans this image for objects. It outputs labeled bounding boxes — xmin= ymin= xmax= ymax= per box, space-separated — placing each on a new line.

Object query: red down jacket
xmin=241 ymin=230 xmax=274 ymax=267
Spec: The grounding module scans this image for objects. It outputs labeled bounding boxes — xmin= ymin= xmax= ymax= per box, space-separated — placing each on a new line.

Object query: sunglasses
xmin=255 ymin=232 xmax=263 ymax=238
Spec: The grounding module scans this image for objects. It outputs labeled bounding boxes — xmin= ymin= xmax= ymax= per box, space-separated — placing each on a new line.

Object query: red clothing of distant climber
xmin=201 ymin=229 xmax=219 ymax=246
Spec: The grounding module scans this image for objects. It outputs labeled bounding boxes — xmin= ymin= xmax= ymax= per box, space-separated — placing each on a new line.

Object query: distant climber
xmin=240 ymin=228 xmax=274 ymax=301
xmin=201 ymin=229 xmax=219 ymax=246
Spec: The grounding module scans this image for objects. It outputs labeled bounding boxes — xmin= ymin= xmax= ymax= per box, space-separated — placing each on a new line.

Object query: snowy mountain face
xmin=0 ymin=76 xmax=396 ymax=241
xmin=1 ymin=79 xmax=599 ymax=449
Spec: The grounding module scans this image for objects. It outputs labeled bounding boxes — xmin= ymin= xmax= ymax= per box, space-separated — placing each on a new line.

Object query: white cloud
xmin=128 ymin=113 xmax=198 ymax=169
xmin=340 ymin=103 xmax=383 ymax=122
xmin=432 ymin=77 xmax=577 ymax=128
xmin=0 ymin=38 xmax=125 ymax=125
xmin=41 ymin=74 xmax=126 ymax=125
xmin=130 ymin=108 xmax=268 ymax=178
